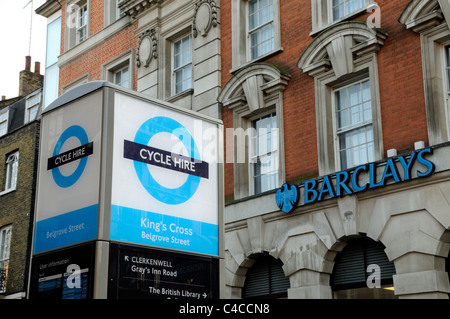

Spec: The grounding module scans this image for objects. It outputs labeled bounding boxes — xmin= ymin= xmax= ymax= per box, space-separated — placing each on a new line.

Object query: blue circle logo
xmin=52 ymin=125 xmax=89 ymax=188
xmin=133 ymin=116 xmax=201 ymax=205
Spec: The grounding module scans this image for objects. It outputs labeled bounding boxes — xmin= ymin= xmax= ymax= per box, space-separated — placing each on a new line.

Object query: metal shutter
xmin=331 ymin=237 xmax=396 ymax=290
xmin=243 ymin=255 xmax=290 ymax=298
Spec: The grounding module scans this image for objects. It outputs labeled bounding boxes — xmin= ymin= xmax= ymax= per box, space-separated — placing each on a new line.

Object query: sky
xmin=0 ymin=0 xmax=47 ymax=99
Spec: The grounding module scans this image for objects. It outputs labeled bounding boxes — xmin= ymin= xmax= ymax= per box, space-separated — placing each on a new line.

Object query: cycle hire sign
xmin=33 ymin=91 xmax=102 ymax=254
xmin=110 ymin=92 xmax=219 ymax=256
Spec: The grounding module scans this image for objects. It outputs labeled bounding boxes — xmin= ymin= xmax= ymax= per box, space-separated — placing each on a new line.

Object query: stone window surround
xmin=172 ymin=33 xmax=193 ymax=96
xmin=399 ymin=0 xmax=450 ymax=145
xmin=104 ymin=0 xmax=127 ymax=27
xmin=101 ymin=49 xmax=134 ymax=88
xmin=310 ymin=0 xmax=375 ymax=36
xmin=59 ymin=12 xmax=131 ymax=68
xmin=162 ymin=25 xmax=194 ymax=102
xmin=61 ymin=73 xmax=90 ymax=94
xmin=230 ymin=0 xmax=282 ymax=72
xmin=0 ymin=109 xmax=8 ymax=138
xmin=65 ymin=0 xmax=91 ymax=51
xmin=218 ymin=63 xmax=290 ymax=199
xmin=297 ymin=21 xmax=387 ymax=176
xmin=1 ymin=151 xmax=19 ymax=196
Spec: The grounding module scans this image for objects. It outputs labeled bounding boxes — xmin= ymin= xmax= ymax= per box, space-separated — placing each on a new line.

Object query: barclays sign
xmin=276 ymin=147 xmax=435 ymax=213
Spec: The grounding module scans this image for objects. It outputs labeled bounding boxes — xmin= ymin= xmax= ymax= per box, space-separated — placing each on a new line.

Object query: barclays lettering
xmin=276 ymin=148 xmax=435 ymax=213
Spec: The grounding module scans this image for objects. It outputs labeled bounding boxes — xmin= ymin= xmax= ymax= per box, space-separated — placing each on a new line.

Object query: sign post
xmin=29 ymin=81 xmax=224 ymax=299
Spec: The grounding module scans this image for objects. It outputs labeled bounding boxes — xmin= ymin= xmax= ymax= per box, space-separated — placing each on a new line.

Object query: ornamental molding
xmin=297 ymin=22 xmax=387 ymax=78
xmin=398 ymin=0 xmax=447 ymax=33
xmin=136 ymin=29 xmax=158 ymax=68
xmin=118 ymin=0 xmax=164 ymax=19
xmin=193 ymin=0 xmax=218 ymax=37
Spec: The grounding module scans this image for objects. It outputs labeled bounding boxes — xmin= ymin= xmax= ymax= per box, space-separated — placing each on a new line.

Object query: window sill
xmin=59 ymin=15 xmax=132 ymax=67
xmin=0 ymin=188 xmax=16 ymax=197
xmin=230 ymin=47 xmax=284 ymax=74
xmin=309 ymin=7 xmax=370 ymax=37
xmin=166 ymin=88 xmax=194 ymax=103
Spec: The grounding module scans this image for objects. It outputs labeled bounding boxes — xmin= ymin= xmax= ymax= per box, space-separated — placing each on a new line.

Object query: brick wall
xmin=220 ymin=0 xmax=428 ymax=198
xmin=0 ymin=121 xmax=40 ymax=295
xmin=59 ymin=2 xmax=138 ymax=93
xmin=18 ymin=57 xmax=43 ymax=97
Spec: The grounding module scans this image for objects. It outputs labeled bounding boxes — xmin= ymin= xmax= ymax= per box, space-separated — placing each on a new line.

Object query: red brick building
xmin=38 ymin=0 xmax=221 ymax=117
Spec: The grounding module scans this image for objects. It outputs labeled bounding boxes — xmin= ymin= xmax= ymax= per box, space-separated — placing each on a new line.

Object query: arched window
xmin=331 ymin=237 xmax=397 ymax=299
xmin=242 ymin=254 xmax=290 ymax=299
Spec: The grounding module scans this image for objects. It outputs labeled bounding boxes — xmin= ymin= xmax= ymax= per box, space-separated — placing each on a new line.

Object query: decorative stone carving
xmin=193 ymin=0 xmax=218 ymax=37
xmin=136 ymin=29 xmax=157 ymax=68
xmin=118 ymin=0 xmax=165 ymax=19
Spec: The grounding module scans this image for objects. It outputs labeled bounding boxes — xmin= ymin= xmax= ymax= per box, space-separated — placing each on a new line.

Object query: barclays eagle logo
xmin=275 ymin=183 xmax=299 ymax=213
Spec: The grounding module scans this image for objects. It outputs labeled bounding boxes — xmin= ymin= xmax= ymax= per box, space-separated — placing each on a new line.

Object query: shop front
xmin=224 ymin=143 xmax=450 ymax=299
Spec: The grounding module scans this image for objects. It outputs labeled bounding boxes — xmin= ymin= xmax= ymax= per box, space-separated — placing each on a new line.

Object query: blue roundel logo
xmin=131 ymin=116 xmax=203 ymax=205
xmin=276 ymin=183 xmax=299 ymax=213
xmin=49 ymin=125 xmax=93 ymax=188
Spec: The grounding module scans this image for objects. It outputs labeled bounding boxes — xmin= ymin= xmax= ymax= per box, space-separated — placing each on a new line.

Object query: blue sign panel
xmin=110 ymin=205 xmax=218 ymax=256
xmin=34 ymin=121 xmax=99 ymax=254
xmin=111 ymin=95 xmax=219 ymax=257
xmin=276 ymin=147 xmax=435 ymax=213
xmin=33 ymin=204 xmax=98 ymax=254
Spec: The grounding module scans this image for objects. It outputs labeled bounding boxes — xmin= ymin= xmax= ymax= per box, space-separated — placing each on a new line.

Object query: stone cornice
xmin=118 ymin=0 xmax=165 ymax=19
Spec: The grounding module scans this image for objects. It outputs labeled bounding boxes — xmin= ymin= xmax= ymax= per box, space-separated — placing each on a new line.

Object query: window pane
xmin=338 ymin=124 xmax=374 ymax=170
xmin=447 ymin=68 xmax=450 ymax=93
xmin=338 ymin=109 xmax=349 ymax=129
xmin=43 ymin=64 xmax=59 ymax=108
xmin=337 ymin=89 xmax=347 ymax=110
xmin=46 ymin=17 xmax=61 ymax=66
xmin=332 ymin=0 xmax=366 ymax=21
xmin=348 ymin=0 xmax=358 ymax=14
xmin=6 ymin=153 xmax=19 ymax=190
xmin=78 ymin=26 xmax=86 ymax=42
xmin=28 ymin=105 xmax=39 ymax=122
xmin=122 ymin=67 xmax=129 ymax=79
xmin=249 ymin=0 xmax=257 ymax=15
xmin=248 ymin=0 xmax=274 ymax=59
xmin=0 ymin=121 xmax=6 ymax=136
xmin=333 ymin=4 xmax=345 ymax=20
xmin=446 ymin=46 xmax=450 ymax=93
xmin=348 ymin=83 xmax=361 ymax=106
xmin=259 ymin=5 xmax=270 ymax=25
xmin=183 ymin=64 xmax=192 ymax=81
xmin=182 ymin=37 xmax=192 ymax=64
xmin=250 ymin=30 xmax=259 ymax=47
xmin=252 ymin=113 xmax=278 ymax=194
xmin=350 ymin=105 xmax=362 ymax=126
xmin=175 ymin=69 xmax=183 ymax=86
xmin=336 ymin=79 xmax=372 ymax=131
xmin=362 ymin=80 xmax=370 ymax=101
xmin=173 ymin=35 xmax=192 ymax=94
xmin=114 ymin=71 xmax=121 ymax=85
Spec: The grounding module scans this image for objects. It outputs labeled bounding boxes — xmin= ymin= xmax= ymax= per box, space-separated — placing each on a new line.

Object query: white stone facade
xmin=224 ymin=143 xmax=450 ymax=299
xmin=130 ymin=0 xmax=222 ymax=119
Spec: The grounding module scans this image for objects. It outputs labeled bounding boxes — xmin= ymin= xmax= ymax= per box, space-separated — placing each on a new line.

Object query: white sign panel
xmin=110 ymin=92 xmax=219 ymax=256
xmin=33 ymin=92 xmax=102 ymax=254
